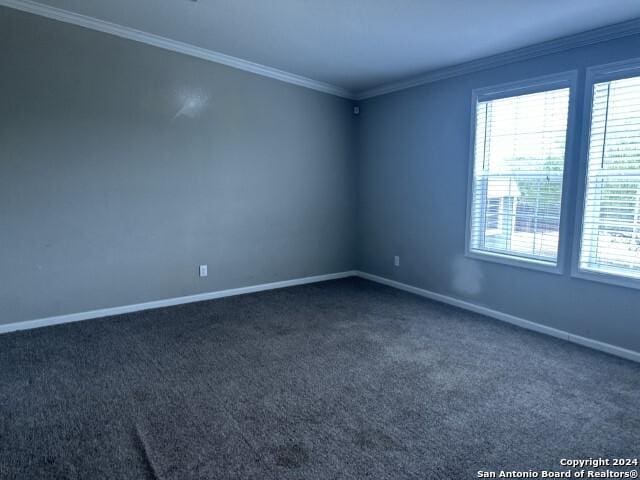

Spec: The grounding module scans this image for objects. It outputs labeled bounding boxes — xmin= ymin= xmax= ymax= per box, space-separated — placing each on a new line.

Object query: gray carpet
xmin=1 ymin=278 xmax=638 ymax=479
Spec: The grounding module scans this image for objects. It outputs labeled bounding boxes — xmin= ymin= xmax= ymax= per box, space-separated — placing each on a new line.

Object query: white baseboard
xmin=3 ymin=269 xmax=638 ymax=364
xmin=355 ymin=271 xmax=640 ymax=364
xmin=0 ymin=271 xmax=357 ymax=335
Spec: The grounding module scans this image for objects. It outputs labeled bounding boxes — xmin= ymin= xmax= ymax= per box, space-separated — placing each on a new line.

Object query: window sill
xmin=465 ymin=249 xmax=562 ymax=275
xmin=571 ymin=268 xmax=640 ymax=290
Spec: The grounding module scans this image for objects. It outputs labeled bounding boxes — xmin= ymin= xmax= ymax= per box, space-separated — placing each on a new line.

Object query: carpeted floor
xmin=1 ymin=277 xmax=639 ymax=479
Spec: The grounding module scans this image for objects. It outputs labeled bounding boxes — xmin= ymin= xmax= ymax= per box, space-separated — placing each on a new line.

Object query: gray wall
xmin=357 ymin=34 xmax=640 ymax=353
xmin=0 ymin=7 xmax=356 ymax=325
xmin=2 ymin=6 xmax=638 ymax=354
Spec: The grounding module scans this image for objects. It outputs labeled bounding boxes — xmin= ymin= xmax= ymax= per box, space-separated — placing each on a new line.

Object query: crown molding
xmin=0 ymin=0 xmax=356 ymax=99
xmin=356 ymin=17 xmax=640 ymax=100
xmin=3 ymin=0 xmax=640 ymax=103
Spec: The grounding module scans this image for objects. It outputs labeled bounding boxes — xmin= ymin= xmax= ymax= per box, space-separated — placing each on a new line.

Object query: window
xmin=578 ymin=67 xmax=640 ymax=283
xmin=467 ymin=75 xmax=573 ymax=269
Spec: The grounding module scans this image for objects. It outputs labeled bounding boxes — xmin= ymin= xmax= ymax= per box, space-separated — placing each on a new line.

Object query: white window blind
xmin=469 ymin=88 xmax=570 ymax=265
xmin=579 ymin=76 xmax=640 ymax=280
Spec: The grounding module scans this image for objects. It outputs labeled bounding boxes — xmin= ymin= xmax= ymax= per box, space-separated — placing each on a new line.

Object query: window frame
xmin=571 ymin=58 xmax=640 ymax=290
xmin=464 ymin=71 xmax=578 ymax=274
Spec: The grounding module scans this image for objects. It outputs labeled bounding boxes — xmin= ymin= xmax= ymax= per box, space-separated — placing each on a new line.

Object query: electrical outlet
xmin=394 ymin=256 xmax=400 ymax=267
xmin=199 ymin=265 xmax=208 ymax=277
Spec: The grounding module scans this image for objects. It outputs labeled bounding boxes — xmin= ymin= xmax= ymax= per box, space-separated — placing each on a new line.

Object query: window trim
xmin=571 ymin=58 xmax=640 ymax=290
xmin=464 ymin=71 xmax=578 ymax=275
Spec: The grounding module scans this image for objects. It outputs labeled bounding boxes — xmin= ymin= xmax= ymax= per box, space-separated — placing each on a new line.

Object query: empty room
xmin=2 ymin=0 xmax=640 ymax=478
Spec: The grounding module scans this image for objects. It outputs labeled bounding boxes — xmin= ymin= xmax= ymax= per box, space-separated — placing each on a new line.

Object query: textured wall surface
xmin=356 ymin=34 xmax=640 ymax=353
xmin=0 ymin=7 xmax=356 ymax=325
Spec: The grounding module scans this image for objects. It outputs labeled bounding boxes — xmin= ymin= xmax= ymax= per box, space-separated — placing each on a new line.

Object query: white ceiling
xmin=10 ymin=0 xmax=640 ymax=96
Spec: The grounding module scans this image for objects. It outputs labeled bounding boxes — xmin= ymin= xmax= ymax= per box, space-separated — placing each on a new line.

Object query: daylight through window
xmin=469 ymin=87 xmax=571 ymax=265
xmin=579 ymin=75 xmax=640 ymax=280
